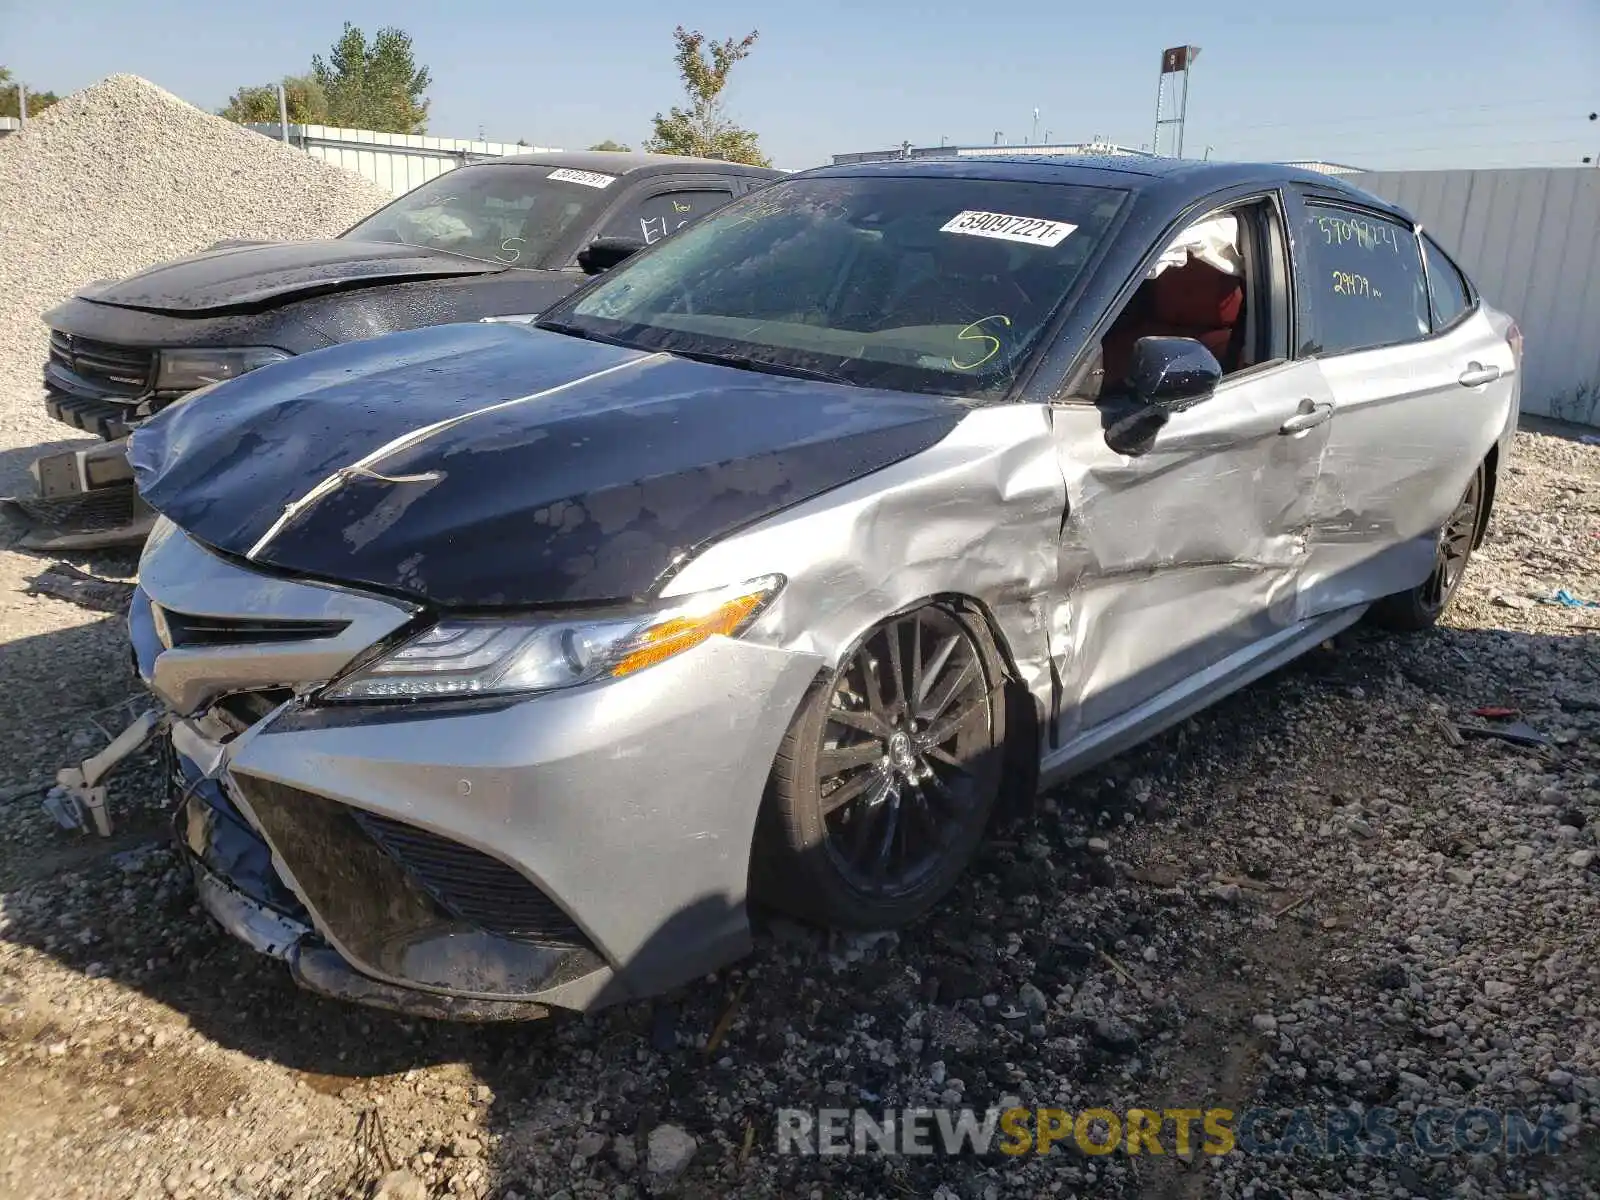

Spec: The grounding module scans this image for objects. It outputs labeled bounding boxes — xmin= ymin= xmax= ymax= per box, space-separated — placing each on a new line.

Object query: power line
xmin=1219 ymin=114 xmax=1593 ymax=147
xmin=1256 ymin=136 xmax=1591 ymax=158
xmin=1212 ymin=97 xmax=1589 ymax=135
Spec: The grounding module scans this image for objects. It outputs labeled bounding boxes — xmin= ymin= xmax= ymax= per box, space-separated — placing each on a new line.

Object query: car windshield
xmin=544 ymin=175 xmax=1128 ymax=397
xmin=342 ymin=164 xmax=621 ymax=267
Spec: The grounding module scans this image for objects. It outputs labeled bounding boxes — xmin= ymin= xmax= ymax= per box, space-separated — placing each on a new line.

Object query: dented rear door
xmin=1287 ymin=192 xmax=1514 ymax=615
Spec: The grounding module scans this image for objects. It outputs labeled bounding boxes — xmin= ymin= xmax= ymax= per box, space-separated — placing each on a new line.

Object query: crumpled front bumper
xmin=134 ymin=525 xmax=823 ymax=1016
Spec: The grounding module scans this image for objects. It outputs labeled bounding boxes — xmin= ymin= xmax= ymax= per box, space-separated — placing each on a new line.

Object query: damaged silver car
xmin=81 ymin=156 xmax=1521 ymax=1019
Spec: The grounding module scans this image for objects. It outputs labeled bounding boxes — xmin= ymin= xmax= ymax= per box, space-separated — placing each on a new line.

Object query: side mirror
xmin=1126 ymin=336 xmax=1222 ymax=410
xmin=577 ymin=236 xmax=646 ymax=275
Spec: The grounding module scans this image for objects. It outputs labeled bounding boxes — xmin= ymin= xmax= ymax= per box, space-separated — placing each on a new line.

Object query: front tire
xmin=1368 ymin=461 xmax=1486 ymax=631
xmin=751 ymin=604 xmax=1007 ymax=930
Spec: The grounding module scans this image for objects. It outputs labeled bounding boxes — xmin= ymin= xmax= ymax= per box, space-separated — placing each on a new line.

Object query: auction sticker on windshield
xmin=941 ymin=211 xmax=1076 ymax=247
xmin=548 ymin=168 xmax=617 ymax=189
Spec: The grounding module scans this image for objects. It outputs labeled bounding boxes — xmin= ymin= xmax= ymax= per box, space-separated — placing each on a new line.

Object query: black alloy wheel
xmin=1419 ymin=467 xmax=1483 ymax=617
xmin=752 ymin=604 xmax=1007 ymax=929
xmin=1368 ymin=462 xmax=1486 ymax=631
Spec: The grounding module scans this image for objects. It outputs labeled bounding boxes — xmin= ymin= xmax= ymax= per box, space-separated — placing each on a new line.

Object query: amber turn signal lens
xmin=610 ymin=591 xmax=769 ymax=678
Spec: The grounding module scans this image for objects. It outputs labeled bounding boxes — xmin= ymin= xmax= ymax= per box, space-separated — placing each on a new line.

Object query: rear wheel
xmin=752 ymin=604 xmax=1006 ymax=929
xmin=1368 ymin=462 xmax=1485 ymax=631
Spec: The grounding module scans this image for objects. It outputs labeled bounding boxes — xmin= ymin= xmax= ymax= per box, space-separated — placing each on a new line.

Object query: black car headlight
xmin=322 ymin=575 xmax=784 ymax=702
xmin=155 ymin=347 xmax=290 ymax=390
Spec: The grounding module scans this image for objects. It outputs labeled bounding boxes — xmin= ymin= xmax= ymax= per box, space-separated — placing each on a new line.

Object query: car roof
xmin=799 ymin=155 xmax=1411 ymax=222
xmin=486 ymin=149 xmax=785 ymax=179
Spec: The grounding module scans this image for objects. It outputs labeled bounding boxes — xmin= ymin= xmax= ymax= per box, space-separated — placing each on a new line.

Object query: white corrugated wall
xmin=1352 ymin=168 xmax=1600 ymax=426
xmin=245 ymin=123 xmax=560 ymax=198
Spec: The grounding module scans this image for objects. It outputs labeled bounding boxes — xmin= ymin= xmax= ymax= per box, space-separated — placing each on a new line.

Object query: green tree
xmin=589 ymin=139 xmax=632 ymax=152
xmin=0 ymin=67 xmax=60 ymax=119
xmin=310 ymin=23 xmax=431 ymax=133
xmin=644 ymin=27 xmax=769 ymax=166
xmin=219 ymin=75 xmax=329 ymax=125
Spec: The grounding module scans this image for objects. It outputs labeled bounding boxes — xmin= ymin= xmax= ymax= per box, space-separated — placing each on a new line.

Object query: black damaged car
xmin=19 ymin=150 xmax=781 ymax=547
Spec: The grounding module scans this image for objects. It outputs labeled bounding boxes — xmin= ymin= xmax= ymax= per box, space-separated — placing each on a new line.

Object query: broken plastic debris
xmin=42 ymin=786 xmax=87 ymax=832
xmin=1470 ymin=706 xmax=1520 ymax=719
xmin=1454 ymin=720 xmax=1550 ymax=749
xmin=53 ymin=709 xmax=166 ymax=837
xmin=1545 ymin=589 xmax=1598 ymax=609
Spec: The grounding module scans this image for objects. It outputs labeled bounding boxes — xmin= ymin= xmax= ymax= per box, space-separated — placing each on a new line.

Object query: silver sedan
xmin=102 ymin=155 xmax=1520 ymax=1019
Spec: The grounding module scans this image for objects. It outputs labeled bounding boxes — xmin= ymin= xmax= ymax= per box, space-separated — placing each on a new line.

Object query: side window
xmin=1422 ymin=234 xmax=1472 ymax=331
xmin=1094 ymin=202 xmax=1266 ymax=395
xmin=598 ymin=188 xmax=733 ymax=246
xmin=1299 ymin=203 xmax=1429 ymax=355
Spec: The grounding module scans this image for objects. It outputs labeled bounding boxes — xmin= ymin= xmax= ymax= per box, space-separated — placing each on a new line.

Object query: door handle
xmin=1279 ymin=400 xmax=1333 ymax=435
xmin=1458 ymin=363 xmax=1502 ymax=387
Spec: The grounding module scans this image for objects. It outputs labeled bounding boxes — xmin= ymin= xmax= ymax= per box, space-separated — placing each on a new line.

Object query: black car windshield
xmin=545 ymin=175 xmax=1128 ymax=397
xmin=342 ymin=164 xmax=622 ymax=267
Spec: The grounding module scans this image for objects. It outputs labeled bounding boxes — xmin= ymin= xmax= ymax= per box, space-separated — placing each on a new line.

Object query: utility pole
xmin=276 ymin=83 xmax=289 ymax=143
xmin=994 ymin=130 xmax=1003 ymax=146
xmin=18 ymin=83 xmax=27 ymax=126
xmin=1031 ymin=107 xmax=1040 ymax=145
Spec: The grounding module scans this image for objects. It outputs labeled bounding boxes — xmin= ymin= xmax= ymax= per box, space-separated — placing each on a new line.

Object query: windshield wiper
xmin=533 ymin=319 xmax=646 ymax=350
xmin=663 ymin=346 xmax=856 ymax=387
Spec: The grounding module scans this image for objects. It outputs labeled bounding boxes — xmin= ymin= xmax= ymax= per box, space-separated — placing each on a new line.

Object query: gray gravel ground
xmin=0 ymin=428 xmax=1594 ymax=1200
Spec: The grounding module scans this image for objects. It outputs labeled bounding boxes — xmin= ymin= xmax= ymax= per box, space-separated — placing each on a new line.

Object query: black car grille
xmin=352 ymin=811 xmax=591 ymax=949
xmin=153 ymin=605 xmax=348 ymax=649
xmin=48 ymin=331 xmax=154 ymax=397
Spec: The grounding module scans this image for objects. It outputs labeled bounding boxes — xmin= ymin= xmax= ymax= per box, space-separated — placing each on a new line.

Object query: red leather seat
xmin=1101 ymin=259 xmax=1244 ymax=385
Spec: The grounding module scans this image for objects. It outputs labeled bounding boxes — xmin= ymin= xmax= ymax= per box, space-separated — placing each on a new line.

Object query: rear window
xmin=343 ymin=165 xmax=619 ymax=266
xmin=1422 ymin=234 xmax=1472 ymax=331
xmin=549 ymin=175 xmax=1128 ymax=398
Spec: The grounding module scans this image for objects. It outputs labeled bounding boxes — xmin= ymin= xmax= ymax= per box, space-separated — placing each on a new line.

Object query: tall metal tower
xmin=1153 ymin=45 xmax=1201 ymax=158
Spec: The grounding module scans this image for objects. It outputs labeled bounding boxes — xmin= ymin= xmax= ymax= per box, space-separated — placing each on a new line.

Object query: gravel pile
xmin=0 ymin=74 xmax=391 ymax=463
xmin=0 ymin=430 xmax=1593 ymax=1199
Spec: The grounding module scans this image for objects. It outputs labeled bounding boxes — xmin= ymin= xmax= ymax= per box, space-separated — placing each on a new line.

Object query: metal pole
xmin=1177 ymin=60 xmax=1190 ymax=157
xmin=276 ymin=83 xmax=289 ymax=143
xmin=1153 ymin=74 xmax=1162 ymax=153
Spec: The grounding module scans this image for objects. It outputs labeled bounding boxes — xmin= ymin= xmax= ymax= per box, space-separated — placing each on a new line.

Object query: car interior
xmin=1091 ymin=206 xmax=1268 ymax=398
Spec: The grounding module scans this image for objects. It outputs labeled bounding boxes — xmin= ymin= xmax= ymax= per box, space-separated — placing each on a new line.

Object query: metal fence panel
xmin=245 ymin=122 xmax=559 ymax=200
xmin=1353 ymin=168 xmax=1600 ymax=425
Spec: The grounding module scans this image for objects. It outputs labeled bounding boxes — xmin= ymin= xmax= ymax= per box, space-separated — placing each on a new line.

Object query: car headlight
xmin=322 ymin=575 xmax=784 ymax=702
xmin=155 ymin=347 xmax=290 ymax=390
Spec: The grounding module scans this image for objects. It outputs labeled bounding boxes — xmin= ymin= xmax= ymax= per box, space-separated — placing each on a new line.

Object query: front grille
xmin=352 ymin=811 xmax=591 ymax=949
xmin=48 ymin=331 xmax=154 ymax=396
xmin=154 ymin=606 xmax=348 ymax=649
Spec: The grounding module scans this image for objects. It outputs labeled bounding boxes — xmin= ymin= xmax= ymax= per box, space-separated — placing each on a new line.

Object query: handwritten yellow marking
xmin=1330 ymin=269 xmax=1383 ymax=299
xmin=1317 ymin=214 xmax=1402 ymax=254
xmin=952 ymin=314 xmax=1012 ymax=370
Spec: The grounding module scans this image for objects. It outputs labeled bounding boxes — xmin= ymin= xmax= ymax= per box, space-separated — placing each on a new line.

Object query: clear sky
xmin=5 ymin=0 xmax=1596 ymax=172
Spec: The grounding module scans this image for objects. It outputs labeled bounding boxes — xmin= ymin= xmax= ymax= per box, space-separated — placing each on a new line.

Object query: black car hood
xmin=129 ymin=322 xmax=965 ymax=607
xmin=78 ymin=239 xmax=507 ymax=316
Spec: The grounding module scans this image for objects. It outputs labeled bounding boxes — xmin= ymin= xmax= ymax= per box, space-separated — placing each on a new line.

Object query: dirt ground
xmin=0 ymin=428 xmax=1595 ymax=1200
